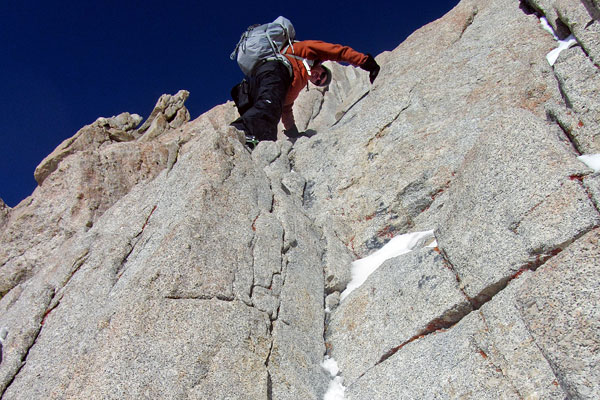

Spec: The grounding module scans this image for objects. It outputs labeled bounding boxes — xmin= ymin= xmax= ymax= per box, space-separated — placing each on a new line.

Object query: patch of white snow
xmin=540 ymin=17 xmax=558 ymax=40
xmin=547 ymin=34 xmax=577 ymax=66
xmin=322 ymin=357 xmax=346 ymax=400
xmin=322 ymin=356 xmax=340 ymax=376
xmin=340 ymin=230 xmax=435 ymax=300
xmin=578 ymin=154 xmax=600 ymax=172
xmin=324 ymin=377 xmax=346 ymax=400
xmin=539 ymin=17 xmax=578 ymax=66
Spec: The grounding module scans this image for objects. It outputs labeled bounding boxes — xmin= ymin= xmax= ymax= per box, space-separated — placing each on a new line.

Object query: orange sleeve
xmin=290 ymin=40 xmax=369 ymax=66
xmin=280 ymin=40 xmax=369 ymax=130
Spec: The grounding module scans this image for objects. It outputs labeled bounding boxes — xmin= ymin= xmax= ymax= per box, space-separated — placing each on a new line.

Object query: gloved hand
xmin=360 ymin=54 xmax=380 ymax=83
xmin=284 ymin=125 xmax=300 ymax=138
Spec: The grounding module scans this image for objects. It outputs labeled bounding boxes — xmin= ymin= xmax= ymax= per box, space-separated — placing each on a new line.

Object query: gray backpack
xmin=230 ymin=16 xmax=295 ymax=77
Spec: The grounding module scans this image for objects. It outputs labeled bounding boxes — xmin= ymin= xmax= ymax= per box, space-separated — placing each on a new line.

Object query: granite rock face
xmin=326 ymin=247 xmax=473 ymax=384
xmin=1 ymin=0 xmax=599 ymax=398
xmin=527 ymin=0 xmax=600 ymax=153
xmin=0 ymin=200 xmax=8 ymax=230
xmin=0 ymin=116 xmax=329 ymax=399
xmin=346 ymin=272 xmax=565 ymax=399
xmin=518 ymin=228 xmax=600 ymax=400
xmin=436 ymin=108 xmax=599 ymax=304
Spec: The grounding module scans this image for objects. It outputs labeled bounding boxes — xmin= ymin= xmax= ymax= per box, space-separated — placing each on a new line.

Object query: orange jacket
xmin=281 ymin=40 xmax=369 ymax=130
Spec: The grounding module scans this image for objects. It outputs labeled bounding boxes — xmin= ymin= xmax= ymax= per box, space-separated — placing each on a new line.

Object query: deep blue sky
xmin=1 ymin=0 xmax=458 ymax=207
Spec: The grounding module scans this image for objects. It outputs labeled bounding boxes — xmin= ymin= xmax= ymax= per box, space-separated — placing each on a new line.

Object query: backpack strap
xmin=262 ymin=24 xmax=295 ymax=77
xmin=264 ymin=55 xmax=294 ymax=77
xmin=281 ymin=42 xmax=295 ymax=57
xmin=286 ymin=55 xmax=313 ymax=76
xmin=281 ymin=42 xmax=314 ymax=76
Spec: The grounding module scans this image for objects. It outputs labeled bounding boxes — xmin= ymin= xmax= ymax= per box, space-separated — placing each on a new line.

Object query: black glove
xmin=284 ymin=125 xmax=300 ymax=138
xmin=360 ymin=54 xmax=380 ymax=83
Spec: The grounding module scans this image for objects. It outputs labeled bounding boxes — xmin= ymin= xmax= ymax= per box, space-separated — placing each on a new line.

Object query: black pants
xmin=231 ymin=60 xmax=291 ymax=141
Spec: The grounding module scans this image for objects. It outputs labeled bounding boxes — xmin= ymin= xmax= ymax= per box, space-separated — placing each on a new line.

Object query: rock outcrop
xmin=0 ymin=0 xmax=599 ymax=398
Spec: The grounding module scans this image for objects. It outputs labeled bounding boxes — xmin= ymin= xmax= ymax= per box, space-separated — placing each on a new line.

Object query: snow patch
xmin=578 ymin=154 xmax=600 ymax=172
xmin=340 ymin=230 xmax=435 ymax=300
xmin=540 ymin=17 xmax=577 ymax=66
xmin=322 ymin=356 xmax=340 ymax=376
xmin=322 ymin=357 xmax=346 ymax=400
xmin=540 ymin=17 xmax=558 ymax=40
xmin=547 ymin=35 xmax=577 ymax=66
xmin=324 ymin=377 xmax=346 ymax=400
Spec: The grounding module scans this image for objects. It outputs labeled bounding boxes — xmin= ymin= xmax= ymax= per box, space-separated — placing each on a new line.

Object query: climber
xmin=230 ymin=40 xmax=380 ymax=147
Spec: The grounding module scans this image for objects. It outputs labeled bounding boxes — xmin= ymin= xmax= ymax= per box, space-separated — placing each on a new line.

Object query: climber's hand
xmin=361 ymin=54 xmax=380 ymax=84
